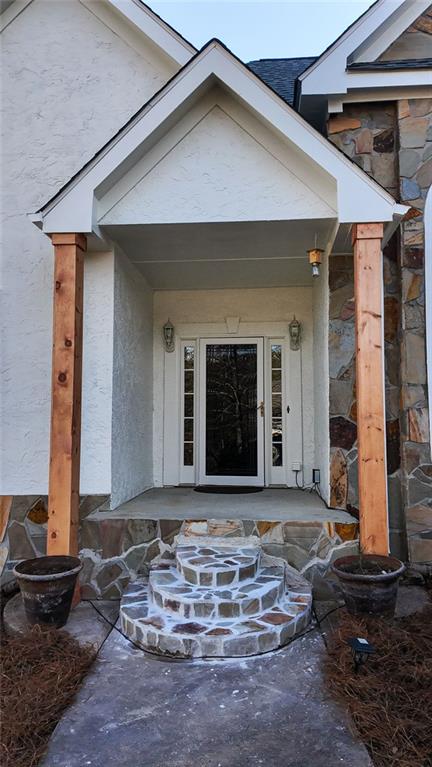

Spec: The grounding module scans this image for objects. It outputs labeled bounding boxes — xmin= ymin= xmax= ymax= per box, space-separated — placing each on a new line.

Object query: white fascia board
xmin=38 ymin=42 xmax=403 ymax=234
xmin=343 ymin=69 xmax=432 ymax=90
xmin=329 ymin=84 xmax=432 ymax=113
xmin=102 ymin=0 xmax=196 ymax=65
xmin=0 ymin=0 xmax=33 ymax=32
xmin=299 ymin=0 xmax=431 ymax=97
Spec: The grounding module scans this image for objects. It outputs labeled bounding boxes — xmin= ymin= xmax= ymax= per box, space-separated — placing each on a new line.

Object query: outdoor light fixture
xmin=308 ymin=247 xmax=324 ymax=278
xmin=347 ymin=637 xmax=375 ymax=673
xmin=288 ymin=316 xmax=302 ymax=351
xmin=163 ymin=319 xmax=175 ymax=352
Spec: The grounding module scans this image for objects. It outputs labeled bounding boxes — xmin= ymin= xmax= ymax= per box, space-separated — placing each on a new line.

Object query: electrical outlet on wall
xmin=292 ymin=461 xmax=302 ymax=472
xmin=312 ymin=469 xmax=321 ymax=484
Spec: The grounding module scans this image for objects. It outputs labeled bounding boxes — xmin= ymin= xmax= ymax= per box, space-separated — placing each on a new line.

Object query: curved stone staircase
xmin=120 ymin=538 xmax=312 ymax=658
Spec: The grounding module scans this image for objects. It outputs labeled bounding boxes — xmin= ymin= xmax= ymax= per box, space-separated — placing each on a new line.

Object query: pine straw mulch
xmin=325 ymin=604 xmax=432 ymax=767
xmin=1 ymin=625 xmax=96 ymax=767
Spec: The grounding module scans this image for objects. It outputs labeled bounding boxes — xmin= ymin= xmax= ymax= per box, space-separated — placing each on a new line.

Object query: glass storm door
xmin=199 ymin=338 xmax=264 ymax=486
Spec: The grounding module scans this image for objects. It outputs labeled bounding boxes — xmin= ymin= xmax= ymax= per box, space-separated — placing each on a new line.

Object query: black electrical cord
xmin=293 ymin=469 xmax=340 ymax=512
xmin=84 ymin=598 xmax=343 ymax=661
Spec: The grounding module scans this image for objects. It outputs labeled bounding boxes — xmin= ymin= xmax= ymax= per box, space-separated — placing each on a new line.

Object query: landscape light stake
xmin=347 ymin=636 xmax=375 ymax=673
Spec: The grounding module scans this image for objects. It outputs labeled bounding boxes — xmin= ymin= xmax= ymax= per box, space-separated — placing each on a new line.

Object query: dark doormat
xmin=194 ymin=485 xmax=263 ymax=494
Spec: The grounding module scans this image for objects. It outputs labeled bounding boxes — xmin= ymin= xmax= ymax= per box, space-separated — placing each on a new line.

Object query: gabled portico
xmin=32 ymin=39 xmax=408 ymax=563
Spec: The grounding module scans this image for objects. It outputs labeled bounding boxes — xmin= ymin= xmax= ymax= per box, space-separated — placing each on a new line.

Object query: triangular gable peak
xmin=299 ymin=0 xmax=432 ymax=117
xmin=377 ymin=5 xmax=432 ymax=61
xmin=34 ymin=40 xmax=405 ymax=236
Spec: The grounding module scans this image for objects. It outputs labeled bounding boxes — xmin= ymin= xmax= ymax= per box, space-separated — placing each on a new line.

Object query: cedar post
xmin=352 ymin=223 xmax=389 ymax=555
xmin=48 ymin=233 xmax=86 ymax=556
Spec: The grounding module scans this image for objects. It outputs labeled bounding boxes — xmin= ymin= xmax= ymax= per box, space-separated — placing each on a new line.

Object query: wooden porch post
xmin=47 ymin=233 xmax=86 ymax=556
xmin=352 ymin=223 xmax=389 ymax=555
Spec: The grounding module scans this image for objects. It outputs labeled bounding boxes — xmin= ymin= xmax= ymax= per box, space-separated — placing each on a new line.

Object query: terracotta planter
xmin=332 ymin=554 xmax=405 ymax=617
xmin=13 ymin=555 xmax=82 ymax=628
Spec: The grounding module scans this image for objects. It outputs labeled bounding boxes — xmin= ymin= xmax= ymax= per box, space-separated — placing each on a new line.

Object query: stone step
xmin=149 ymin=564 xmax=285 ymax=620
xmin=176 ymin=544 xmax=260 ymax=587
xmin=120 ymin=579 xmax=312 ymax=658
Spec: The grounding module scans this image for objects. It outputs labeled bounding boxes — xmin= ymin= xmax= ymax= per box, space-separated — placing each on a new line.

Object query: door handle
xmin=257 ymin=400 xmax=265 ymax=417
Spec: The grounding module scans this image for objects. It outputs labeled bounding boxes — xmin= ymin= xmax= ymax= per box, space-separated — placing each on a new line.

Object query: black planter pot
xmin=332 ymin=554 xmax=405 ymax=617
xmin=13 ymin=555 xmax=82 ymax=629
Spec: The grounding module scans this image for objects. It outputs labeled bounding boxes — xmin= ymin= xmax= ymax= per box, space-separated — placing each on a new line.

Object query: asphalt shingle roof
xmin=247 ymin=57 xmax=317 ymax=106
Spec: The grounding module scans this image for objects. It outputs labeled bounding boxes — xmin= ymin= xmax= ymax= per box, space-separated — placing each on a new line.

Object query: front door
xmin=199 ymin=338 xmax=264 ymax=486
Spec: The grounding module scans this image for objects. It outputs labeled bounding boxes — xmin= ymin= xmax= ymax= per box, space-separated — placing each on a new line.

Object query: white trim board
xmin=0 ymin=0 xmax=33 ymax=32
xmin=328 ymin=85 xmax=432 ymax=114
xmin=160 ymin=323 xmax=304 ymax=489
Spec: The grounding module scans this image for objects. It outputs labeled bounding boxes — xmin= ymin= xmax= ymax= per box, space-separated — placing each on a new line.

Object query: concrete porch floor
xmin=95 ymin=487 xmax=356 ymax=523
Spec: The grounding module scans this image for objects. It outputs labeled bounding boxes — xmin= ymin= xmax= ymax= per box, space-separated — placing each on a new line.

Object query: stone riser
xmin=176 ymin=545 xmax=260 ymax=587
xmin=121 ymin=581 xmax=312 ymax=658
xmin=149 ymin=566 xmax=285 ymax=621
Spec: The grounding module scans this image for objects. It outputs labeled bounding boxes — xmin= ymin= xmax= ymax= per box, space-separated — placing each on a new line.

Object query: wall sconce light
xmin=347 ymin=637 xmax=375 ymax=673
xmin=289 ymin=316 xmax=302 ymax=351
xmin=163 ymin=319 xmax=175 ymax=353
xmin=308 ymin=248 xmax=324 ymax=278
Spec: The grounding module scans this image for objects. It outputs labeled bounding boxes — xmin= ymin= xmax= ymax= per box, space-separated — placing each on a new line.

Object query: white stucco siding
xmin=111 ymin=248 xmax=154 ymax=509
xmin=101 ymin=105 xmax=336 ymax=225
xmin=153 ymin=288 xmax=315 ymax=487
xmin=0 ymin=0 xmax=175 ymax=494
xmin=80 ymin=252 xmax=115 ymax=494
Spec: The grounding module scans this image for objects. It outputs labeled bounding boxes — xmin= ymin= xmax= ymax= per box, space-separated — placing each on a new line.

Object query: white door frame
xmin=161 ymin=321 xmax=304 ymax=489
xmin=198 ymin=337 xmax=265 ymax=486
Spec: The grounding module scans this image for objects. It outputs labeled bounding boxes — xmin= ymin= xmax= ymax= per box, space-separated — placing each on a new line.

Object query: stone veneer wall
xmin=327 ymin=100 xmax=432 ymax=565
xmin=78 ymin=517 xmax=358 ymax=600
xmin=397 ymin=99 xmax=432 ymax=567
xmin=2 ymin=496 xmax=359 ymax=601
xmin=0 ymin=495 xmax=108 ymax=582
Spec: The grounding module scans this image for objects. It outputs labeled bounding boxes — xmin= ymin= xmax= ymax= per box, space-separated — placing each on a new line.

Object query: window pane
xmin=184 ymin=370 xmax=194 ymax=393
xmin=272 ymin=395 xmax=282 ymax=418
xmin=271 ymin=345 xmax=282 ymax=367
xmin=205 ymin=343 xmax=258 ymax=476
xmin=184 ymin=418 xmax=194 ymax=441
xmin=272 ymin=418 xmax=282 ymax=442
xmin=271 ymin=369 xmax=282 ymax=393
xmin=184 ymin=394 xmax=194 ymax=418
xmin=184 ymin=443 xmax=193 ymax=466
xmin=272 ymin=443 xmax=283 ymax=467
xmin=184 ymin=346 xmax=194 ymax=369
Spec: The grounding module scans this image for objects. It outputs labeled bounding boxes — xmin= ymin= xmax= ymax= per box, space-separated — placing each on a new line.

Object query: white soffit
xmin=35 ymin=41 xmax=406 ymax=233
xmin=300 ymin=0 xmax=432 ymax=96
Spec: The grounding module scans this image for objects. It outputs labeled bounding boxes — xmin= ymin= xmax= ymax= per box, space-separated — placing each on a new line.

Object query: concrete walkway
xmin=41 ymin=607 xmax=371 ymax=767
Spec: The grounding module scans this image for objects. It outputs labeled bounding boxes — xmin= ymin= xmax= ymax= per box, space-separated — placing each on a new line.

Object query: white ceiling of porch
xmin=102 ymin=218 xmax=338 ymax=290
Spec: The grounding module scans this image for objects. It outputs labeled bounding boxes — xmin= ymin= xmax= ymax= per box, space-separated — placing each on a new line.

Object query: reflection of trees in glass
xmin=271 ymin=344 xmax=283 ymax=467
xmin=206 ymin=344 xmax=257 ymax=476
